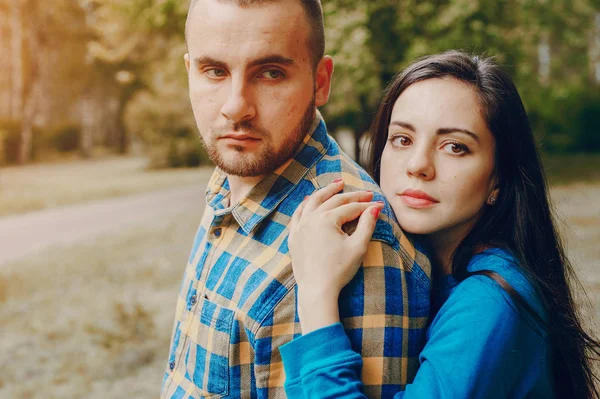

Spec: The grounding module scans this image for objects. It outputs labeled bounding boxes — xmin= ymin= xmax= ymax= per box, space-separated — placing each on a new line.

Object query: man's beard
xmin=202 ymin=97 xmax=316 ymax=178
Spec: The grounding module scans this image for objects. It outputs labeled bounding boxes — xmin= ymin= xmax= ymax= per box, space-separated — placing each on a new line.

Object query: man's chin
xmin=213 ymin=153 xmax=272 ymax=178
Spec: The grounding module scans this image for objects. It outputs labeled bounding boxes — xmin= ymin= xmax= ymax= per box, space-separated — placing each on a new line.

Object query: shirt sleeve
xmin=280 ymin=238 xmax=431 ymax=398
xmin=281 ymin=275 xmax=548 ymax=399
xmin=249 ymin=235 xmax=430 ymax=399
xmin=342 ymin=239 xmax=430 ymax=397
xmin=281 ymin=323 xmax=366 ymax=399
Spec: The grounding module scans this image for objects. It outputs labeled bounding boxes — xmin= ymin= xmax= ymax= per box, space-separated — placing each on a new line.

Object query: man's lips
xmin=220 ymin=134 xmax=261 ymax=141
xmin=399 ymin=189 xmax=439 ymax=207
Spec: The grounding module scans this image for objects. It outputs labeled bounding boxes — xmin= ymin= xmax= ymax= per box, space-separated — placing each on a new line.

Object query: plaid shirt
xmin=160 ymin=116 xmax=431 ymax=399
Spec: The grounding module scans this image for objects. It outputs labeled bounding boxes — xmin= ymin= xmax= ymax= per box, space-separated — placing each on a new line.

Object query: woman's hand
xmin=289 ymin=179 xmax=383 ymax=333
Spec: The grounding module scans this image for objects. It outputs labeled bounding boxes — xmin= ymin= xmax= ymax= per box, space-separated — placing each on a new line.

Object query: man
xmin=161 ymin=0 xmax=431 ymax=398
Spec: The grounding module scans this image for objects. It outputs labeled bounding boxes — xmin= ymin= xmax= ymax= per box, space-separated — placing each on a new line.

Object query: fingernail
xmin=376 ymin=201 xmax=385 ymax=205
xmin=371 ymin=207 xmax=381 ymax=218
xmin=333 ymin=178 xmax=343 ymax=183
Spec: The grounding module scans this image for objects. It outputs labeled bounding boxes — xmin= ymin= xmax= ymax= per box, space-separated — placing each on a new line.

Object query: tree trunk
xmin=591 ymin=13 xmax=600 ymax=85
xmin=17 ymin=0 xmax=41 ymax=164
xmin=19 ymin=86 xmax=37 ymax=164
xmin=115 ymin=86 xmax=139 ymax=154
xmin=116 ymin=99 xmax=128 ymax=154
xmin=538 ymin=31 xmax=551 ymax=86
xmin=10 ymin=0 xmax=23 ymax=120
xmin=0 ymin=10 xmax=11 ymax=118
xmin=80 ymin=87 xmax=94 ymax=158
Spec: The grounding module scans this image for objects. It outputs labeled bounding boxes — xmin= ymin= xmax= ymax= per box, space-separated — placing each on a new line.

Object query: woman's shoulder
xmin=466 ymin=248 xmax=534 ymax=296
xmin=451 ymin=248 xmax=548 ymax=335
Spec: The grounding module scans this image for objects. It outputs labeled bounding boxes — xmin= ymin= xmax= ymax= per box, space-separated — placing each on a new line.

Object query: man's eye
xmin=261 ymin=70 xmax=284 ymax=79
xmin=205 ymin=68 xmax=227 ymax=78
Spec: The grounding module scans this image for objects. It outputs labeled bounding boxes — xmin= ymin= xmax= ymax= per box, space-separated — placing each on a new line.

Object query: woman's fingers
xmin=303 ymin=179 xmax=344 ymax=212
xmin=319 ymin=190 xmax=374 ymax=212
xmin=291 ymin=196 xmax=308 ymax=226
xmin=350 ymin=205 xmax=382 ymax=250
xmin=329 ymin=201 xmax=384 ymax=227
xmin=289 ymin=196 xmax=309 ymax=243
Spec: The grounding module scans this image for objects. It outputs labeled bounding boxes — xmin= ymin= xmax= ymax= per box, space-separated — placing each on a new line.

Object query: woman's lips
xmin=399 ymin=189 xmax=438 ymax=208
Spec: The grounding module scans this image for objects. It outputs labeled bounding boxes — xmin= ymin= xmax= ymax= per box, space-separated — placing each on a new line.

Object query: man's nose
xmin=220 ymin=79 xmax=256 ymax=123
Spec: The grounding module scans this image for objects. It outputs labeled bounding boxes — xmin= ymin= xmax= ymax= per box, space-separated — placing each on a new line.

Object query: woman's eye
xmin=442 ymin=142 xmax=469 ymax=155
xmin=205 ymin=68 xmax=227 ymax=78
xmin=390 ymin=135 xmax=412 ymax=147
xmin=261 ymin=70 xmax=284 ymax=79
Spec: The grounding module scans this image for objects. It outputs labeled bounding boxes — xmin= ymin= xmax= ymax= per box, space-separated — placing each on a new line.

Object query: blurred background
xmin=0 ymin=0 xmax=599 ymax=397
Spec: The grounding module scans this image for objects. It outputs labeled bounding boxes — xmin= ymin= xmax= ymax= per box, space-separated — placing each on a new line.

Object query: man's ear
xmin=315 ymin=55 xmax=334 ymax=107
xmin=184 ymin=53 xmax=191 ymax=73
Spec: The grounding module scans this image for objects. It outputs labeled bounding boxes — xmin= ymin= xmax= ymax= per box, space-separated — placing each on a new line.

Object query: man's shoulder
xmin=309 ymin=141 xmax=394 ymax=236
xmin=311 ymin=139 xmax=379 ymax=191
xmin=306 ymin=140 xmax=430 ymax=281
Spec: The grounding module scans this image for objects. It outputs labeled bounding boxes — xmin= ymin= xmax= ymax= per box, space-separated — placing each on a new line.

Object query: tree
xmin=83 ymin=0 xmax=188 ymax=154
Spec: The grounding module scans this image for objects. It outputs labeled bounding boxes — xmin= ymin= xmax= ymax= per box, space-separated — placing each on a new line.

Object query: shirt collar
xmin=205 ymin=112 xmax=331 ymax=233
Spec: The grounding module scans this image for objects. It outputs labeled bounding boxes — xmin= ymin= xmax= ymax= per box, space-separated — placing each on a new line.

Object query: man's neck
xmin=227 ymin=174 xmax=265 ymax=206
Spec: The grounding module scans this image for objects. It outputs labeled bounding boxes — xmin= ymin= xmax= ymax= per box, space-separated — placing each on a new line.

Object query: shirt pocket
xmin=186 ymin=296 xmax=235 ymax=398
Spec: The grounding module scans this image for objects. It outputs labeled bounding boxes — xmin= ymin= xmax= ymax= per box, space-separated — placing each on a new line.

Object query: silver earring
xmin=489 ymin=196 xmax=496 ymax=204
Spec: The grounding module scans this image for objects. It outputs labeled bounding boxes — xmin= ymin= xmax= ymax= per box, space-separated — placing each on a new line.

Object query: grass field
xmin=0 ymin=210 xmax=202 ymax=399
xmin=0 ymin=157 xmax=213 ymax=217
xmin=543 ymin=153 xmax=600 ymax=185
xmin=0 ymin=155 xmax=598 ymax=398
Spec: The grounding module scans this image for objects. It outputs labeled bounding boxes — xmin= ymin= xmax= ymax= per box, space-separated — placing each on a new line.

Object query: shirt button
xmin=214 ymin=228 xmax=222 ymax=237
xmin=190 ymin=295 xmax=197 ymax=305
xmin=169 ymin=361 xmax=175 ymax=371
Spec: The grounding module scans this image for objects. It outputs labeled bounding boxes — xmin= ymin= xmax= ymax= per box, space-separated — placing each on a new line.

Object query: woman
xmin=280 ymin=51 xmax=600 ymax=398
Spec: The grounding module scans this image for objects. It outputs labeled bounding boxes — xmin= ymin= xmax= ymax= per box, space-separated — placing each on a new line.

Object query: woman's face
xmin=380 ymin=78 xmax=499 ymax=246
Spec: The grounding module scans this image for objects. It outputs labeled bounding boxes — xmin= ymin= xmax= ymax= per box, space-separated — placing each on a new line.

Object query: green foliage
xmin=3 ymin=0 xmax=597 ymax=168
xmin=324 ymin=0 xmax=598 ymax=155
xmin=166 ymin=135 xmax=209 ymax=168
xmin=17 ymin=0 xmax=590 ymax=166
xmin=0 ymin=120 xmax=43 ymax=165
xmin=116 ymin=36 xmax=215 ymax=169
xmin=320 ymin=3 xmax=381 ymax=136
xmin=0 ymin=120 xmax=22 ymax=165
xmin=47 ymin=124 xmax=81 ymax=153
xmin=0 ymin=120 xmax=85 ymax=164
xmin=530 ymin=86 xmax=600 ymax=153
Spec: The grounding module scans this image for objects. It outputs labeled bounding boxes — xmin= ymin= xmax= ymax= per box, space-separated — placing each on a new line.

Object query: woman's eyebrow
xmin=390 ymin=120 xmax=480 ymax=142
xmin=437 ymin=127 xmax=480 ymax=142
xmin=389 ymin=121 xmax=415 ymax=131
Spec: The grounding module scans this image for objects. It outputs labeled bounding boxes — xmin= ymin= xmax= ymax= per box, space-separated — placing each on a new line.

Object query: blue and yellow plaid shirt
xmin=160 ymin=116 xmax=431 ymax=399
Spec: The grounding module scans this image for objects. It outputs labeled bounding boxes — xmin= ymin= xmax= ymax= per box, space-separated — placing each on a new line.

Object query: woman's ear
xmin=487 ymin=186 xmax=500 ymax=205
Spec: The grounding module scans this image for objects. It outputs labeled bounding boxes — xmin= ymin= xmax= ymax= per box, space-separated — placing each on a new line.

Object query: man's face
xmin=185 ymin=0 xmax=332 ymax=178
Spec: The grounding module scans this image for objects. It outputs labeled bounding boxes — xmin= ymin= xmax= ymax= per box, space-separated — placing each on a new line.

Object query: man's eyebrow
xmin=247 ymin=55 xmax=295 ymax=69
xmin=193 ymin=55 xmax=295 ymax=71
xmin=193 ymin=56 xmax=229 ymax=70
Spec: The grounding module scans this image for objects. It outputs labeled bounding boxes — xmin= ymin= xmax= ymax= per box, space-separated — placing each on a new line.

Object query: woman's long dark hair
xmin=367 ymin=50 xmax=600 ymax=398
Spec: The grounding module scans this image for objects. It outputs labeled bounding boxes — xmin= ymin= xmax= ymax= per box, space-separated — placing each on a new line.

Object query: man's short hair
xmin=185 ymin=0 xmax=325 ymax=69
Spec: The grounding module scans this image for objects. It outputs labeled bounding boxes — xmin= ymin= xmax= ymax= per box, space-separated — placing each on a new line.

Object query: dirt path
xmin=0 ymin=185 xmax=206 ymax=266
